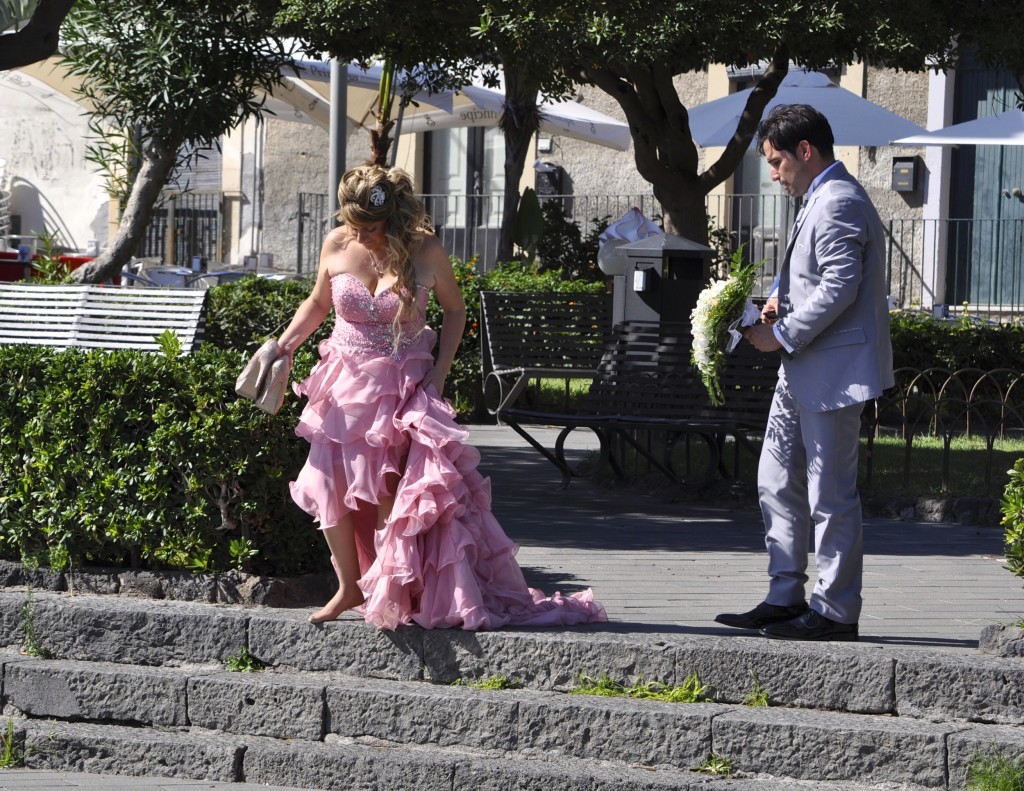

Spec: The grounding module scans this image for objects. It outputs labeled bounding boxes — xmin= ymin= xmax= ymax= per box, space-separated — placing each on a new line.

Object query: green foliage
xmin=0 ymin=343 xmax=327 ymax=577
xmin=571 ymin=671 xmax=711 ymax=703
xmin=203 ymin=275 xmax=324 ymax=354
xmin=742 ymin=670 xmax=770 ymax=707
xmin=20 ymin=588 xmax=51 ymax=659
xmin=966 ymin=749 xmax=1024 ymax=791
xmin=452 ymin=675 xmax=524 ymax=690
xmin=889 ymin=311 xmax=1024 ymax=372
xmin=1001 ymin=458 xmax=1024 ymax=581
xmin=0 ymin=716 xmax=20 ymax=769
xmin=535 ymin=200 xmax=609 ymax=283
xmin=226 ymin=645 xmax=266 ymax=672
xmin=693 ymin=752 xmax=733 ymax=778
xmin=512 ymin=187 xmax=544 ymax=264
xmin=155 ymin=329 xmax=184 ymax=358
xmin=28 ymin=230 xmax=74 ymax=284
xmin=61 ymin=0 xmax=295 ymax=156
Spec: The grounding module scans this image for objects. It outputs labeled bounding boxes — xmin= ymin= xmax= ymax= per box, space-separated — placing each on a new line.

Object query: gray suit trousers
xmin=758 ymin=372 xmax=865 ymax=624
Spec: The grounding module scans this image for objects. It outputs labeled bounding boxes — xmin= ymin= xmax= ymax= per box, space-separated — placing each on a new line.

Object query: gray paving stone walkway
xmin=7 ymin=423 xmax=1023 ymax=790
xmin=473 ymin=424 xmax=1024 ymax=652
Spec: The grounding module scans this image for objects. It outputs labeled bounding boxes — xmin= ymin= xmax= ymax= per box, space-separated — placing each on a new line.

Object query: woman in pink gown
xmin=276 ymin=165 xmax=606 ymax=631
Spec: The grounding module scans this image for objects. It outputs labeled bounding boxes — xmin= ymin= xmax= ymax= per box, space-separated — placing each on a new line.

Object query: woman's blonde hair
xmin=337 ymin=165 xmax=434 ymax=351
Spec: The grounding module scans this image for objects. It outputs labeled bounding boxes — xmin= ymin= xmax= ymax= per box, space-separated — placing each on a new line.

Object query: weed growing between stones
xmin=451 ymin=675 xmax=524 ymax=690
xmin=693 ymin=752 xmax=733 ymax=778
xmin=20 ymin=588 xmax=51 ymax=659
xmin=742 ymin=670 xmax=770 ymax=707
xmin=0 ymin=717 xmax=20 ymax=768
xmin=225 ymin=646 xmax=265 ymax=672
xmin=571 ymin=671 xmax=711 ymax=703
xmin=966 ymin=749 xmax=1024 ymax=790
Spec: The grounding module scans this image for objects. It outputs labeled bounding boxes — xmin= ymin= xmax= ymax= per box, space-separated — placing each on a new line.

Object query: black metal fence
xmin=139 ymin=192 xmax=222 ymax=267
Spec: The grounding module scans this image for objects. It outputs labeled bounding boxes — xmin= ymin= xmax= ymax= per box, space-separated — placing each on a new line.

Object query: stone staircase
xmin=1 ymin=589 xmax=1022 ymax=790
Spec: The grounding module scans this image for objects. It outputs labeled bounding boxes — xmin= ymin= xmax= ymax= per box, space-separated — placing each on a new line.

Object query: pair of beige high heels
xmin=235 ymin=339 xmax=290 ymax=415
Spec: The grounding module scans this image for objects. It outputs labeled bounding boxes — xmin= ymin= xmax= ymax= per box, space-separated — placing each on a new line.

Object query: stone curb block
xmin=672 ymin=637 xmax=896 ymax=714
xmin=22 ymin=720 xmax=245 ymax=781
xmin=325 ymin=676 xmax=520 ymax=751
xmin=248 ymin=610 xmax=424 ymax=679
xmin=29 ymin=594 xmax=249 ymax=666
xmin=240 ymin=734 xmax=712 ymax=791
xmin=895 ymin=650 xmax=1024 ymax=725
xmin=712 ymin=707 xmax=963 ymax=787
xmin=3 ymin=659 xmax=190 ymax=726
xmin=514 ymin=692 xmax=716 ymax=768
xmin=188 ymin=671 xmax=327 ymax=741
xmin=946 ymin=724 xmax=1024 ymax=790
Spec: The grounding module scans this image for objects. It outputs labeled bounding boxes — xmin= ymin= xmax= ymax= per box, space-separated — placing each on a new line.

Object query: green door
xmin=947 ymin=66 xmax=1024 ymax=310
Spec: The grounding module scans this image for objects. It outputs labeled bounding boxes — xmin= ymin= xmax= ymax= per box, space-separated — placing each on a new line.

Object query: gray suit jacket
xmin=774 ymin=162 xmax=895 ymax=412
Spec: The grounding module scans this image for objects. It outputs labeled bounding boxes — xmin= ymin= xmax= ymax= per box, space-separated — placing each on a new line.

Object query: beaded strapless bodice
xmin=329 ymin=273 xmax=429 ymax=357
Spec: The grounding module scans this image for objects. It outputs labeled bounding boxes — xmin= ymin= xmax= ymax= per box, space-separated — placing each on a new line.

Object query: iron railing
xmin=293 ymin=190 xmax=1024 ymax=319
xmin=862 ymin=367 xmax=1024 ymax=495
xmin=139 ymin=192 xmax=222 ymax=267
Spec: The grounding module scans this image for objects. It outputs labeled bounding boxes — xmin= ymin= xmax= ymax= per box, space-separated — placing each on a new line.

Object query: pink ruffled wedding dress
xmin=289 ymin=273 xmax=606 ymax=630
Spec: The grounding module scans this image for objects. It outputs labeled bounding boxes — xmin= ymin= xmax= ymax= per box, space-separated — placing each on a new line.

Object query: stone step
xmin=2 ymin=590 xmax=1023 ymax=724
xmin=3 ymin=655 xmax=1023 ymax=789
xmin=9 ymin=716 xmax=1010 ymax=791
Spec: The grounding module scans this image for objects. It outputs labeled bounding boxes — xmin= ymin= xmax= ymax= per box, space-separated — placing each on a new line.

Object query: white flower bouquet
xmin=690 ymin=251 xmax=763 ymax=406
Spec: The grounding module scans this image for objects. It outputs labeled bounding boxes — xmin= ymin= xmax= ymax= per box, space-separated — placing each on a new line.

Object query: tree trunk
xmin=72 ymin=135 xmax=181 ymax=284
xmin=496 ymin=68 xmax=541 ymax=264
xmin=578 ymin=46 xmax=790 ymax=246
xmin=0 ymin=0 xmax=76 ymax=71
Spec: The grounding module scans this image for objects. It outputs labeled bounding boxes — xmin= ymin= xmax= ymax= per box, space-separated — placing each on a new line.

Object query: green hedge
xmin=0 ymin=343 xmax=325 ymax=576
xmin=889 ymin=310 xmax=1024 ymax=371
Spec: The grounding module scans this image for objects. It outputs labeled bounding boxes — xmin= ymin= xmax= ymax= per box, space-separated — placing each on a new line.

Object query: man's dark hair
xmin=756 ymin=103 xmax=835 ymax=160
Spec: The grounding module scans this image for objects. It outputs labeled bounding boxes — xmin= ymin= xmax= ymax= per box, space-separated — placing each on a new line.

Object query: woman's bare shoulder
xmin=323 ymin=225 xmax=353 ymax=251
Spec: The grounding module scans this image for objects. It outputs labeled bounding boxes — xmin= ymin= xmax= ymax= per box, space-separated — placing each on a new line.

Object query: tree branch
xmin=700 ymin=42 xmax=789 ymax=194
xmin=0 ymin=0 xmax=77 ymax=71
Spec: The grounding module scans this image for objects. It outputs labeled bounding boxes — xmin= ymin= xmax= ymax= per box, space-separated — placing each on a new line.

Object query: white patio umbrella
xmin=393 ymin=83 xmax=633 ymax=151
xmin=687 ymin=70 xmax=927 ymax=147
xmin=892 ymin=109 xmax=1024 ymax=146
xmin=278 ymin=61 xmax=632 ymax=151
xmin=263 ymin=60 xmax=456 ymax=130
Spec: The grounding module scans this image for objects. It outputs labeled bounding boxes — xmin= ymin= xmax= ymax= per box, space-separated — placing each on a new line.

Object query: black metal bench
xmin=497 ymin=320 xmax=780 ymax=488
xmin=479 ymin=290 xmax=613 ymax=414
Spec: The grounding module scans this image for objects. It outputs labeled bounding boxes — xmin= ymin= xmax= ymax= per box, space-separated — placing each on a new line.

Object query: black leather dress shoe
xmin=715 ymin=601 xmax=809 ymax=630
xmin=760 ymin=609 xmax=859 ymax=642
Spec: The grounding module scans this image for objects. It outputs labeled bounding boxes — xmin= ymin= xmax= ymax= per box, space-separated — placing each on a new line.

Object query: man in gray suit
xmin=715 ymin=104 xmax=894 ymax=641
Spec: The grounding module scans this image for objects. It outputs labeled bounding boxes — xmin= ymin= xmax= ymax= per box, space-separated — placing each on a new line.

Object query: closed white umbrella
xmin=687 ymin=70 xmax=927 ymax=147
xmin=892 ymin=108 xmax=1024 ymax=146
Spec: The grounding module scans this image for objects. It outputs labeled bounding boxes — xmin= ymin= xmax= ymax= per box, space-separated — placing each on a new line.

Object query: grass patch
xmin=600 ymin=430 xmax=1024 ymax=499
xmin=0 ymin=717 xmax=20 ymax=769
xmin=225 ymin=646 xmax=265 ymax=673
xmin=966 ymin=750 xmax=1024 ymax=790
xmin=571 ymin=671 xmax=711 ymax=703
xmin=20 ymin=588 xmax=51 ymax=659
xmin=693 ymin=752 xmax=733 ymax=778
xmin=451 ymin=675 xmax=524 ymax=690
xmin=742 ymin=670 xmax=770 ymax=707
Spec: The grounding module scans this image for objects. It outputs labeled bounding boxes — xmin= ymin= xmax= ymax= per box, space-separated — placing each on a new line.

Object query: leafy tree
xmin=60 ymin=0 xmax=295 ymax=284
xmin=0 ymin=0 xmax=76 ymax=70
xmin=277 ymin=0 xmax=572 ymax=262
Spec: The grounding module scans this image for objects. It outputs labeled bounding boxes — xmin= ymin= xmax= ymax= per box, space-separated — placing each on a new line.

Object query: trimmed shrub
xmin=0 ymin=343 xmax=325 ymax=576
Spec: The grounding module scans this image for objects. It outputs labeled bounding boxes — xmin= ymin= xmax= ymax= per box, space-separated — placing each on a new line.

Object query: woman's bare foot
xmin=308 ymin=590 xmax=364 ymax=624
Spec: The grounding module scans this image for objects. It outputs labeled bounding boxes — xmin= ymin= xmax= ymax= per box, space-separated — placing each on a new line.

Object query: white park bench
xmin=0 ymin=283 xmax=207 ymax=353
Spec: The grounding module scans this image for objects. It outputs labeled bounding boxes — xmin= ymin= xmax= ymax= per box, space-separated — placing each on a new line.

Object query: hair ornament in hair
xmin=369 ymin=185 xmax=386 ymax=207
